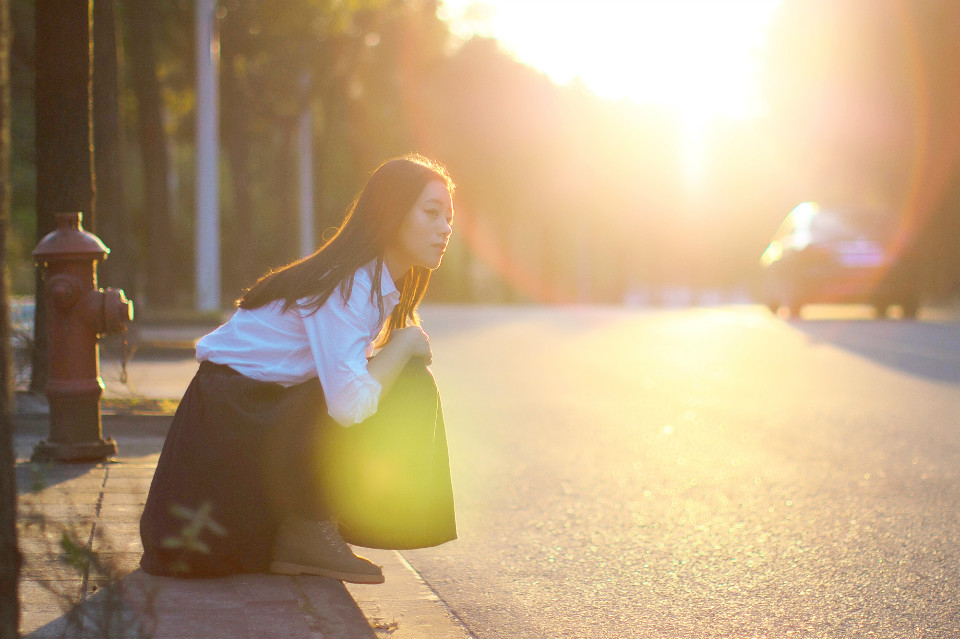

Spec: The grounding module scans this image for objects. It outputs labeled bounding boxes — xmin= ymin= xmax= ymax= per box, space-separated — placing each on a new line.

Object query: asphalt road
xmin=408 ymin=304 xmax=960 ymax=639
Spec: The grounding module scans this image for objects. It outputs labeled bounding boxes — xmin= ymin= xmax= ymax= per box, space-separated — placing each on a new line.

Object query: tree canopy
xmin=8 ymin=0 xmax=960 ymax=308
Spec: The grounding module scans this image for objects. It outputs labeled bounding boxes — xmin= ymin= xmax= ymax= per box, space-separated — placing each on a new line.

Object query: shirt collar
xmin=368 ymin=259 xmax=400 ymax=304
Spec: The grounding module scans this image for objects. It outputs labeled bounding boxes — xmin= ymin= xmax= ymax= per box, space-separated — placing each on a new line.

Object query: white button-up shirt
xmin=195 ymin=261 xmax=400 ymax=426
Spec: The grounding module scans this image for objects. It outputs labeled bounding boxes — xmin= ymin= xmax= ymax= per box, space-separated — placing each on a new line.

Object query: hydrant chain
xmin=120 ymin=323 xmax=129 ymax=385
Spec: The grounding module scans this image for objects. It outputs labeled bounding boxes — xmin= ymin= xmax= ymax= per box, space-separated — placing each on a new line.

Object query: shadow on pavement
xmin=15 ymin=460 xmax=102 ymax=495
xmin=22 ymin=568 xmax=376 ymax=639
xmin=786 ymin=318 xmax=960 ymax=383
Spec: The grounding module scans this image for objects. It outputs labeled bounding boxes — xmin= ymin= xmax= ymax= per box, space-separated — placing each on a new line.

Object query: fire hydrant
xmin=31 ymin=212 xmax=134 ymax=462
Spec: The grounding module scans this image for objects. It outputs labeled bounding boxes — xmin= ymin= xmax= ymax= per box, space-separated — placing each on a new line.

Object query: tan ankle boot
xmin=270 ymin=518 xmax=384 ymax=584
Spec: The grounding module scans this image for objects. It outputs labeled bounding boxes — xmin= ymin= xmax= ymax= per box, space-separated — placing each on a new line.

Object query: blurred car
xmin=759 ymin=202 xmax=920 ymax=318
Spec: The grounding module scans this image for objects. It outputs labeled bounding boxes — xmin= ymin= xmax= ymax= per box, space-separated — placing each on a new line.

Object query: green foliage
xmin=160 ymin=501 xmax=226 ymax=574
xmin=59 ymin=529 xmax=95 ymax=573
xmin=8 ymin=0 xmax=959 ymax=305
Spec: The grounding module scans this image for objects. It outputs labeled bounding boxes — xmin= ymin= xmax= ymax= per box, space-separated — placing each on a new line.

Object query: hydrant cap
xmin=32 ymin=212 xmax=110 ymax=262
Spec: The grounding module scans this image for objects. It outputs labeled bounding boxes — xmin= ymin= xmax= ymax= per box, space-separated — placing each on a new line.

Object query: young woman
xmin=140 ymin=155 xmax=457 ymax=583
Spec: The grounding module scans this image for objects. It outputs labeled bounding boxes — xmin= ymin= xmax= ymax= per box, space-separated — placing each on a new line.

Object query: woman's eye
xmin=425 ymin=209 xmax=440 ymax=217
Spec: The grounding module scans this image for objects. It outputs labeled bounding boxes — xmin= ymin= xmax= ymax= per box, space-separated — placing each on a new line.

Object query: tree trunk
xmin=0 ymin=0 xmax=21 ymax=633
xmin=218 ymin=52 xmax=257 ymax=294
xmin=32 ymin=0 xmax=95 ymax=392
xmin=93 ymin=0 xmax=130 ymax=292
xmin=125 ymin=0 xmax=175 ymax=307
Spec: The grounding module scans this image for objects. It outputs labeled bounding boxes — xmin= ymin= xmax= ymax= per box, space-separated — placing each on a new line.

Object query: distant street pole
xmin=195 ymin=0 xmax=220 ymax=311
xmin=298 ymin=102 xmax=314 ymax=257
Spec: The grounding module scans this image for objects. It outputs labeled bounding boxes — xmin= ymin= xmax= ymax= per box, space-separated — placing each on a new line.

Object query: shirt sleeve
xmin=301 ymin=278 xmax=384 ymax=427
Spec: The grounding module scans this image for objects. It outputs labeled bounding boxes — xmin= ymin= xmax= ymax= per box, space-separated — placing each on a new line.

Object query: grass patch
xmin=101 ymin=397 xmax=180 ymax=415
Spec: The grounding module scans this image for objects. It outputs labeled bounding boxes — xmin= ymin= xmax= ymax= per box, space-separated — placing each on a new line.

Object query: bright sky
xmin=438 ymin=0 xmax=782 ymax=121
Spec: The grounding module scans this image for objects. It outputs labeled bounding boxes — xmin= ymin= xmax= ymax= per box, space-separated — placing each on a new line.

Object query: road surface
xmin=407 ymin=304 xmax=960 ymax=638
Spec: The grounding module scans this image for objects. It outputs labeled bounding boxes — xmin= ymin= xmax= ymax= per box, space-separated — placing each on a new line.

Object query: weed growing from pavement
xmin=17 ymin=464 xmax=159 ymax=638
xmin=369 ymin=616 xmax=401 ymax=633
xmin=101 ymin=398 xmax=180 ymax=414
xmin=54 ymin=526 xmax=158 ymax=638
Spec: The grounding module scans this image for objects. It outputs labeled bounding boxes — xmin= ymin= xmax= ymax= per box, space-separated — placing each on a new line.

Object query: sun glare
xmin=441 ymin=0 xmax=780 ymax=115
xmin=440 ymin=0 xmax=782 ymax=184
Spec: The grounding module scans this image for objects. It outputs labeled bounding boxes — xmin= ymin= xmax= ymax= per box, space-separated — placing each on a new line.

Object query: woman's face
xmin=387 ymin=180 xmax=454 ymax=273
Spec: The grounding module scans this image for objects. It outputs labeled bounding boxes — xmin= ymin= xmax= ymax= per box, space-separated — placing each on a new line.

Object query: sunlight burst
xmin=441 ymin=0 xmax=780 ymax=119
xmin=441 ymin=0 xmax=782 ymax=186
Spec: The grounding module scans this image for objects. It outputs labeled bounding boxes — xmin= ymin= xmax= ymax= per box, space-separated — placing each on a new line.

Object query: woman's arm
xmin=366 ymin=326 xmax=432 ymax=396
xmin=301 ymin=267 xmax=432 ymax=426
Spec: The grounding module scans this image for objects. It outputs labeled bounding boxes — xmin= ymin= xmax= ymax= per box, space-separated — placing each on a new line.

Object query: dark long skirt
xmin=139 ymin=360 xmax=456 ymax=577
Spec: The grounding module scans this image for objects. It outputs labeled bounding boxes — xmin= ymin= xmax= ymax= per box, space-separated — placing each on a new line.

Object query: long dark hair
xmin=237 ymin=154 xmax=454 ymax=342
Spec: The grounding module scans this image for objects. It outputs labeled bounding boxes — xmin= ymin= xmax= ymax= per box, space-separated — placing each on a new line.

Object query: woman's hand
xmin=395 ymin=326 xmax=432 ymax=364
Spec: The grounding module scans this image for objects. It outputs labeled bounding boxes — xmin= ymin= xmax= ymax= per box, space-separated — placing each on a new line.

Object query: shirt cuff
xmin=327 ymin=359 xmax=382 ymax=427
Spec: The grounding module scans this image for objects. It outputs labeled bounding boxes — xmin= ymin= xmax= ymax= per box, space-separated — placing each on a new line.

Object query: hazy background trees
xmin=6 ymin=0 xmax=960 ymax=312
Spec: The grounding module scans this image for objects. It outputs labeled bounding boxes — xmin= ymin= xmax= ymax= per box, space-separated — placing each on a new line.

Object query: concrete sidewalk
xmin=13 ymin=321 xmax=473 ymax=639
